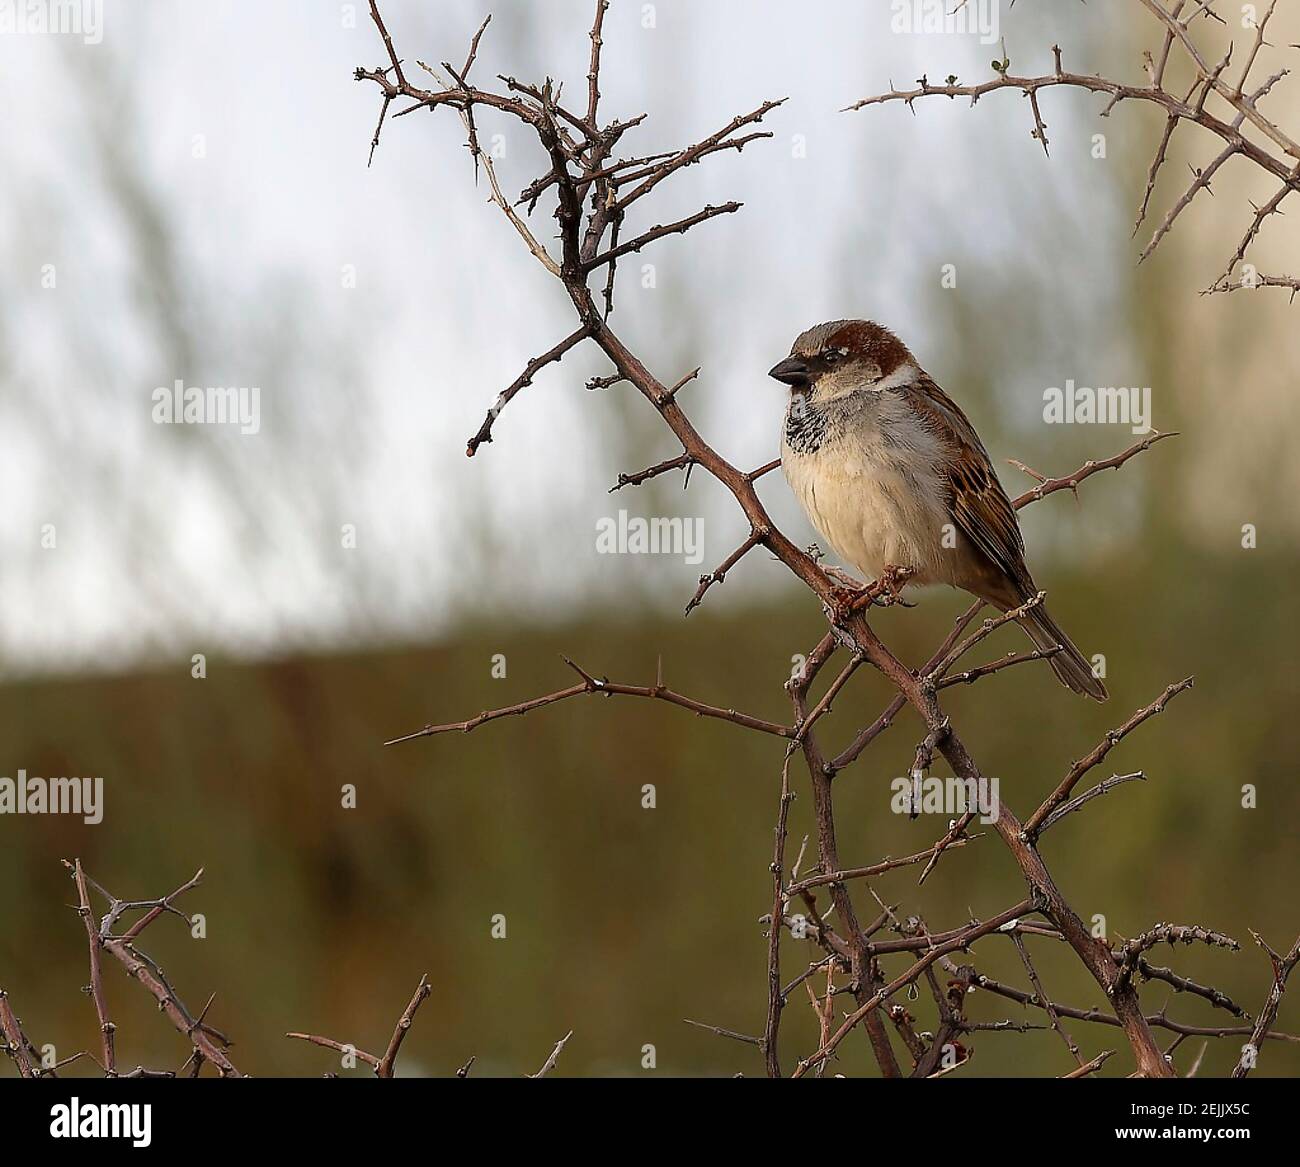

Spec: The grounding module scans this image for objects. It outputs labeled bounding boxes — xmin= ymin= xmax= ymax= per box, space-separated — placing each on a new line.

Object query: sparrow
xmin=770 ymin=319 xmax=1107 ymax=701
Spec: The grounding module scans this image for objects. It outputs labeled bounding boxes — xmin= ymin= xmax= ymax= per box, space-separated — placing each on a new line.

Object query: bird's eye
xmin=823 ymin=349 xmax=841 ymax=364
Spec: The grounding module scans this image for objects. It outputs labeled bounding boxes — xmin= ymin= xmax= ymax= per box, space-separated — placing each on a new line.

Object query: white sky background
xmin=0 ymin=0 xmax=1152 ymax=677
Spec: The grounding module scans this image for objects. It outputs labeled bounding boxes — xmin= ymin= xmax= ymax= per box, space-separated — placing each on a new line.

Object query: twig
xmin=72 ymin=859 xmax=116 ymax=1075
xmin=1038 ymin=772 xmax=1146 ymax=834
xmin=0 ymin=991 xmax=40 ymax=1079
xmin=378 ymin=975 xmax=432 ymax=1078
xmin=1023 ymin=679 xmax=1194 ymax=839
xmin=288 ymin=975 xmax=431 ymax=1078
xmin=684 ymin=530 xmax=765 ymax=616
xmin=385 ymin=656 xmax=794 ymax=746
xmin=531 ymin=1031 xmax=573 ymax=1077
xmin=466 ymin=327 xmax=590 ymax=456
xmin=1232 ymin=932 xmax=1300 ymax=1078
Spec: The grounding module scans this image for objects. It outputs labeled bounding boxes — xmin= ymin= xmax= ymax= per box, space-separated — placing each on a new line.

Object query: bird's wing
xmin=907 ymin=376 xmax=1033 ymax=594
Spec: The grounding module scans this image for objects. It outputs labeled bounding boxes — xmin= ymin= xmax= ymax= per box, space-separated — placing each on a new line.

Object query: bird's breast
xmin=782 ymin=412 xmax=951 ymax=582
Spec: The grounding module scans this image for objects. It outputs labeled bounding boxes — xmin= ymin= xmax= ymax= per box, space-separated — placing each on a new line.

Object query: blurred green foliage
xmin=2 ymin=516 xmax=1297 ymax=1077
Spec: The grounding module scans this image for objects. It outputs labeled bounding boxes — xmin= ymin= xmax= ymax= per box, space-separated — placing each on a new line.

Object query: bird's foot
xmin=826 ymin=585 xmax=865 ymax=626
xmin=819 ymin=566 xmax=868 ymax=624
xmin=824 ymin=565 xmax=916 ymax=624
xmin=864 ymin=564 xmax=917 ymax=609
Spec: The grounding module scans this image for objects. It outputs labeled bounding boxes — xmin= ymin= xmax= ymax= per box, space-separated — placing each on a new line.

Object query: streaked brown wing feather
xmin=907 ymin=376 xmax=1033 ymax=595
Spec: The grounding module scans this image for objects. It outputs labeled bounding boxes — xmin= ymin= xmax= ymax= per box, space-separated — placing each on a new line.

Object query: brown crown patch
xmin=790 ymin=319 xmax=916 ymax=376
xmin=827 ymin=320 xmax=915 ymax=374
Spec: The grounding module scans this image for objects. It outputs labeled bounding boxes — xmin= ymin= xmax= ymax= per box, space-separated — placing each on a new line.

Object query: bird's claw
xmin=871 ymin=564 xmax=916 ymax=607
xmin=826 ymin=585 xmax=866 ymax=625
xmin=824 ymin=565 xmax=916 ymax=625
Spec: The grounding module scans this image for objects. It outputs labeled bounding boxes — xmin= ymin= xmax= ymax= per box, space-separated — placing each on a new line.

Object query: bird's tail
xmin=1015 ymin=601 xmax=1108 ymax=701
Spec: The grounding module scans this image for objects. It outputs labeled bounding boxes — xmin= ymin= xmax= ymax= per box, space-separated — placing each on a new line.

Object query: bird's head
xmin=768 ymin=319 xmax=918 ymax=404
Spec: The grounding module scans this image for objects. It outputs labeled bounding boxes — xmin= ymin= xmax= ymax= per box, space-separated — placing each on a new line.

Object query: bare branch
xmin=1022 ymin=678 xmax=1195 ymax=839
xmin=1037 ymin=771 xmax=1146 ymax=835
xmin=466 ymin=327 xmax=590 ymax=456
xmin=0 ymin=991 xmax=40 ymax=1079
xmin=610 ymin=452 xmax=694 ymax=492
xmin=73 ymin=859 xmax=116 ymax=1075
xmin=849 ymin=9 xmax=1300 ymax=294
xmin=1233 ymin=932 xmax=1300 ymax=1078
xmin=583 ymin=202 xmax=744 ymax=271
xmin=385 ymin=656 xmax=794 ymax=746
xmin=378 ymin=975 xmax=432 ymax=1078
xmin=684 ymin=530 xmax=765 ymax=617
xmin=530 ymin=1031 xmax=572 ymax=1078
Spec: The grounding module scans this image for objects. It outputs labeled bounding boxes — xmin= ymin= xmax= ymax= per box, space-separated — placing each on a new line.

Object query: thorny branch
xmin=384 ymin=653 xmax=795 ymax=746
xmin=357 ymin=1 xmax=1295 ymax=1079
xmin=3 ymin=863 xmax=569 ymax=1080
xmin=0 ymin=991 xmax=43 ymax=1079
xmin=284 ymin=974 xmax=559 ymax=1079
xmin=288 ymin=976 xmax=432 ymax=1077
xmin=850 ymin=0 xmax=1300 ymax=299
xmin=1233 ymin=932 xmax=1300 ymax=1078
xmin=61 ymin=859 xmax=239 ymax=1077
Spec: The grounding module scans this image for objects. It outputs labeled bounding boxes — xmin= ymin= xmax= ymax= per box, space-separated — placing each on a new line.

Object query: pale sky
xmin=0 ymin=0 xmax=1164 ymax=675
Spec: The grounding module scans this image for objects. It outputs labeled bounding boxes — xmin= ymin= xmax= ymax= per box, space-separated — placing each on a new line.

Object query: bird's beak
xmin=768 ymin=355 xmax=810 ymax=387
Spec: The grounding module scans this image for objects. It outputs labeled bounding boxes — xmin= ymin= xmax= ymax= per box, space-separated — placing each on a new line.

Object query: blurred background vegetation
xmin=1 ymin=0 xmax=1297 ymax=1076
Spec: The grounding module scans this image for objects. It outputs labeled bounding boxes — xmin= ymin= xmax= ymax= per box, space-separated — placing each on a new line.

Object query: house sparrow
xmin=770 ymin=319 xmax=1107 ymax=701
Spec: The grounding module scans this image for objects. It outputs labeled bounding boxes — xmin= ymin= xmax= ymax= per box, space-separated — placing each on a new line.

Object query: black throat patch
xmin=784 ymin=393 xmax=831 ymax=454
xmin=784 ymin=391 xmax=871 ymax=455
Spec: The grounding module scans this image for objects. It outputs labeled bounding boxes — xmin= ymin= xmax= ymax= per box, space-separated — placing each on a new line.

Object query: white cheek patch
xmin=872 ymin=363 xmax=921 ymax=392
